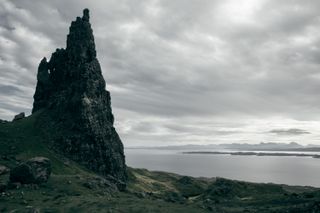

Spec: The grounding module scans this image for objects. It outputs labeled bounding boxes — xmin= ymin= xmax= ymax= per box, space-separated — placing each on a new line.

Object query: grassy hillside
xmin=1 ymin=114 xmax=320 ymax=212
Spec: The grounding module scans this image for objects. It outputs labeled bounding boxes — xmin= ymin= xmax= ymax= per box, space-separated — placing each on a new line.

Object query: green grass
xmin=0 ymin=112 xmax=87 ymax=175
xmin=1 ymin=114 xmax=320 ymax=212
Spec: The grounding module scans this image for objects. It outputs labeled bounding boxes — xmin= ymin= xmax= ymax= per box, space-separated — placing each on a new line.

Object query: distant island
xmin=183 ymin=151 xmax=320 ymax=159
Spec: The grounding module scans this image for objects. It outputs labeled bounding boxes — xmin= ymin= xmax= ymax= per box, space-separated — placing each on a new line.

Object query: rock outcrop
xmin=12 ymin=112 xmax=25 ymax=121
xmin=32 ymin=9 xmax=127 ymax=189
xmin=0 ymin=119 xmax=8 ymax=124
xmin=10 ymin=157 xmax=51 ymax=184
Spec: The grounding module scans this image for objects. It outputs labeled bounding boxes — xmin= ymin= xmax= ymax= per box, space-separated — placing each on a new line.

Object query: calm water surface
xmin=125 ymin=148 xmax=320 ymax=187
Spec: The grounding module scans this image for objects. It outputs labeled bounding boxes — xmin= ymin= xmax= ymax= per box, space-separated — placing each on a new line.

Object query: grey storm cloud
xmin=1 ymin=0 xmax=320 ymax=146
xmin=269 ymin=128 xmax=311 ymax=136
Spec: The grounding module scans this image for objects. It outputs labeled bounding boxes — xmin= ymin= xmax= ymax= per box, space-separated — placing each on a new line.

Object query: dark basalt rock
xmin=83 ymin=176 xmax=118 ymax=192
xmin=0 ymin=165 xmax=10 ymax=175
xmin=12 ymin=112 xmax=25 ymax=121
xmin=32 ymin=9 xmax=127 ymax=189
xmin=10 ymin=157 xmax=51 ymax=184
xmin=0 ymin=119 xmax=8 ymax=124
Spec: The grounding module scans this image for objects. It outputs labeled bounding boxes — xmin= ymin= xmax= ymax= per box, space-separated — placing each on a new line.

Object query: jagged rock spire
xmin=66 ymin=9 xmax=96 ymax=63
xmin=82 ymin=8 xmax=90 ymax=21
xmin=32 ymin=9 xmax=127 ymax=189
xmin=33 ymin=57 xmax=49 ymax=112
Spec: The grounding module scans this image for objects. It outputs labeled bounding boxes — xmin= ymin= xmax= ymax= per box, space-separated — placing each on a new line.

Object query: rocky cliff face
xmin=32 ymin=9 xmax=127 ymax=189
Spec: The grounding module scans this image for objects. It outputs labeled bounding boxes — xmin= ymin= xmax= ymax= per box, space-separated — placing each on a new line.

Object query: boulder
xmin=0 ymin=165 xmax=9 ymax=175
xmin=83 ymin=176 xmax=117 ymax=191
xmin=10 ymin=157 xmax=51 ymax=184
xmin=12 ymin=112 xmax=25 ymax=121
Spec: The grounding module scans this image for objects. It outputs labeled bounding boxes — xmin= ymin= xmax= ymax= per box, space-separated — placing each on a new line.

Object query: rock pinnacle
xmin=32 ymin=9 xmax=127 ymax=189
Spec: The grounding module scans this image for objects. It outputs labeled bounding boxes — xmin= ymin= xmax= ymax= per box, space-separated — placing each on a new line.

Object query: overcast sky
xmin=1 ymin=0 xmax=320 ymax=146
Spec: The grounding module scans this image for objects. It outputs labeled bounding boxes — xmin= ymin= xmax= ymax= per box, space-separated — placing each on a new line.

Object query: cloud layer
xmin=1 ymin=0 xmax=320 ymax=146
xmin=269 ymin=128 xmax=311 ymax=136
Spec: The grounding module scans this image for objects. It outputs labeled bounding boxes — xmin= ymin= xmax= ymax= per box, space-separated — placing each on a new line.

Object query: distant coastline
xmin=126 ymin=142 xmax=320 ymax=152
xmin=182 ymin=151 xmax=320 ymax=158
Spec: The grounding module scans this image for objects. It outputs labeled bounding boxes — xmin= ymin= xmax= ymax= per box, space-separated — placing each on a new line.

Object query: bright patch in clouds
xmin=221 ymin=0 xmax=265 ymax=24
